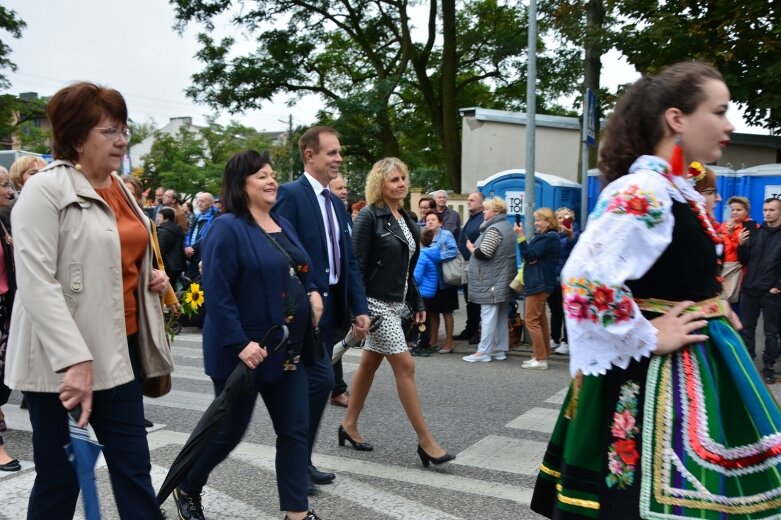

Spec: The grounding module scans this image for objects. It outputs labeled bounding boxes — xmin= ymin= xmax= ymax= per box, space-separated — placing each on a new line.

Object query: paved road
xmin=1 ymin=306 xmax=779 ymax=519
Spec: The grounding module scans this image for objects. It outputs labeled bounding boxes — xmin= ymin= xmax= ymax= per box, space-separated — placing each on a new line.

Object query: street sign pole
xmin=524 ymin=0 xmax=537 ymax=236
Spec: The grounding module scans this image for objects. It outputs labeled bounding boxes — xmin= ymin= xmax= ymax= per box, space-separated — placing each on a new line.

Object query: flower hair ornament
xmin=687 ymin=161 xmax=707 ymax=186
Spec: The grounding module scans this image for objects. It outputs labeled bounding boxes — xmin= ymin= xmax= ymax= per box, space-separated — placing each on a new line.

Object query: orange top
xmin=95 ymin=178 xmax=148 ymax=335
xmin=719 ymin=221 xmax=744 ymax=263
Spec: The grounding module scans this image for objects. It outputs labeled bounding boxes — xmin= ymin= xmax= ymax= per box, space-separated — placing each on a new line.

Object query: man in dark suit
xmin=274 ymin=126 xmax=370 ymax=493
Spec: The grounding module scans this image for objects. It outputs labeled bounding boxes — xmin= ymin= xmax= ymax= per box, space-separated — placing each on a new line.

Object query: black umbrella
xmin=156 ymin=324 xmax=289 ymax=505
xmin=331 ymin=315 xmax=384 ymax=364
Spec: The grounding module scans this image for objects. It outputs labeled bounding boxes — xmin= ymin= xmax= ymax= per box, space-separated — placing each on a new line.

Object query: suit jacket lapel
xmin=299 ymin=174 xmax=329 ymax=256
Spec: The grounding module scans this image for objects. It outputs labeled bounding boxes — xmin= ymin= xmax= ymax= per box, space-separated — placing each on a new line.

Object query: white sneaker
xmin=522 ymin=359 xmax=549 ymax=370
xmin=554 ymin=341 xmax=569 ymax=355
xmin=521 ymin=357 xmax=537 ymax=367
xmin=491 ymin=351 xmax=507 ymax=361
xmin=462 ymin=353 xmax=491 ymax=363
xmin=549 ymin=339 xmax=559 ymax=349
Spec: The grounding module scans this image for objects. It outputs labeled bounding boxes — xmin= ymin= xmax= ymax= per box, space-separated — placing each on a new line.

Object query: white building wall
xmin=129 ymin=117 xmax=199 ymax=169
xmin=460 ymin=109 xmax=580 ymax=194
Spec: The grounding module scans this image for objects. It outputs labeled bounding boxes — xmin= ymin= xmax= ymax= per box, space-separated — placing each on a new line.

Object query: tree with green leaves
xmin=542 ymin=0 xmax=781 ymax=134
xmin=612 ymin=0 xmax=781 ymax=132
xmin=0 ymin=6 xmax=25 ymax=90
xmin=141 ymin=118 xmax=272 ymax=199
xmin=0 ymin=93 xmax=49 ymax=152
xmin=170 ymin=0 xmax=580 ymax=190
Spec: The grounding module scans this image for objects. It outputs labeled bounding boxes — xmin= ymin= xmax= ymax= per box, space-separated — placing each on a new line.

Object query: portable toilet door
xmin=587 ymin=168 xmax=605 ymax=214
xmin=735 ymin=164 xmax=781 ymax=222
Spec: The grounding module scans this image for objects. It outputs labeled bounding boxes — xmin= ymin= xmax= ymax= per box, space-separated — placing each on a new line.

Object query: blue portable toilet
xmin=587 ymin=168 xmax=606 ymax=214
xmin=477 ymin=169 xmax=582 ymax=226
xmin=735 ymin=164 xmax=781 ymax=222
xmin=478 ymin=170 xmax=581 ymax=268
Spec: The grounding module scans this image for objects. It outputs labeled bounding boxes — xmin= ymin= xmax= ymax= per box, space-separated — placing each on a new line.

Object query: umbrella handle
xmin=68 ymin=405 xmax=83 ymax=423
xmin=260 ymin=324 xmax=290 ymax=352
xmin=369 ymin=314 xmax=384 ymax=332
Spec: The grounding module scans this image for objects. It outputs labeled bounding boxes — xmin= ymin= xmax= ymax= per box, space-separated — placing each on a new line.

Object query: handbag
xmin=509 ymin=263 xmax=524 ymax=293
xmin=142 ymin=221 xmax=173 ymax=398
xmin=442 ymin=252 xmax=468 ymax=286
xmin=142 ymin=374 xmax=172 ymax=398
xmin=720 ymin=261 xmax=743 ymax=303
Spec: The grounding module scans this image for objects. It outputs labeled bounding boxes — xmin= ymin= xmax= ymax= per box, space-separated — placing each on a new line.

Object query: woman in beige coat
xmin=6 ymin=82 xmax=172 ymax=519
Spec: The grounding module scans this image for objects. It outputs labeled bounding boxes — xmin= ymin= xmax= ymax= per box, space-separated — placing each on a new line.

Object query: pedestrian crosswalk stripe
xmin=144 ymin=389 xmax=216 ymax=412
xmin=168 ymin=364 xmax=211 ymax=382
xmin=231 ymin=449 xmax=463 ymax=519
xmin=151 ymin=465 xmax=278 ymax=520
xmin=451 ymin=435 xmax=548 ymax=477
xmin=545 ymin=386 xmax=569 ymax=405
xmin=150 ymin=430 xmax=531 ymax=505
xmin=506 ymin=407 xmax=559 ymax=433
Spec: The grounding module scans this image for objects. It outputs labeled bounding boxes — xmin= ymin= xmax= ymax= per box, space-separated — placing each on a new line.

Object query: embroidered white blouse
xmin=562 ymin=155 xmax=717 ymax=377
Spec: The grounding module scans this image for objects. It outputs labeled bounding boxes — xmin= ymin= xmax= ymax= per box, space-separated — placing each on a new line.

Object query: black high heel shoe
xmin=417 ymin=445 xmax=455 ymax=467
xmin=338 ymin=425 xmax=374 ymax=451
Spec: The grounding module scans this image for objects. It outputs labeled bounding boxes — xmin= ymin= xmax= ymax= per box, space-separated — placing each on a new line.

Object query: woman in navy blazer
xmin=173 ymin=150 xmax=324 ymax=520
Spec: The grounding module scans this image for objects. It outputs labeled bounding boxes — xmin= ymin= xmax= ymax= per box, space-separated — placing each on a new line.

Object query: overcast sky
xmin=3 ymin=0 xmax=320 ymax=132
xmin=2 ymin=0 xmax=763 ymax=134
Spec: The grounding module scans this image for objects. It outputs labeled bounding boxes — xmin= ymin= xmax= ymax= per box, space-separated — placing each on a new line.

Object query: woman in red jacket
xmin=719 ymin=195 xmax=758 ymax=313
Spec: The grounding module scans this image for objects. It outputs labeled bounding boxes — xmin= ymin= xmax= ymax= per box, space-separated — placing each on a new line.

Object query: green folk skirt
xmin=530 ymin=318 xmax=781 ymax=519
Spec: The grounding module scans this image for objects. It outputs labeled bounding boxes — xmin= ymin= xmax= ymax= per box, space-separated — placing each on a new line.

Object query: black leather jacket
xmin=351 ymin=204 xmax=423 ymax=311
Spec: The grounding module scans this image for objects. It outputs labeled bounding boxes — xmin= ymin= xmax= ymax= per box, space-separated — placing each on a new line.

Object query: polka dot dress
xmin=363 ymin=216 xmax=416 ymax=356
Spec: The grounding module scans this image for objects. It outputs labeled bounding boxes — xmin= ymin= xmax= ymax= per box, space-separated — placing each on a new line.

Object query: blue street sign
xmin=585 ymin=89 xmax=597 ymax=147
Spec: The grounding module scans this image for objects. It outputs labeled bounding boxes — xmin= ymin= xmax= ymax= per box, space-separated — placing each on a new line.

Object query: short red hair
xmin=48 ymin=82 xmax=128 ymax=163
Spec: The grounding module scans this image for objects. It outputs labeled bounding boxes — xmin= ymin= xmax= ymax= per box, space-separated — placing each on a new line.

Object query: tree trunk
xmin=583 ymin=0 xmax=604 ymax=169
xmin=378 ymin=105 xmax=401 ymax=158
xmin=441 ymin=0 xmax=461 ymax=191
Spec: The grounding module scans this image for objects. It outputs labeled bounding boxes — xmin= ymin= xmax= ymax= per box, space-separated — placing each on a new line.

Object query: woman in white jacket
xmin=6 ymin=82 xmax=172 ymax=519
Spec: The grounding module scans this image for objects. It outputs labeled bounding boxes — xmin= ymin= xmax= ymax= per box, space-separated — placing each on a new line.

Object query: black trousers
xmin=463 ymin=285 xmax=480 ymax=336
xmin=24 ymin=336 xmax=162 ymax=520
xmin=546 ymin=285 xmax=568 ymax=344
xmin=740 ymin=289 xmax=781 ymax=377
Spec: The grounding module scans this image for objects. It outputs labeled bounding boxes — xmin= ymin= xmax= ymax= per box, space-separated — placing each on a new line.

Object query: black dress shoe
xmin=0 ymin=459 xmax=21 ymax=472
xmin=468 ymin=334 xmax=480 ymax=345
xmin=454 ymin=330 xmax=473 ymax=340
xmin=308 ymin=465 xmax=335 ymax=484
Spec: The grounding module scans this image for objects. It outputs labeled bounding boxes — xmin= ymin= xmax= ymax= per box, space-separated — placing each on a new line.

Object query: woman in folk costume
xmin=530 ymin=61 xmax=781 ymax=519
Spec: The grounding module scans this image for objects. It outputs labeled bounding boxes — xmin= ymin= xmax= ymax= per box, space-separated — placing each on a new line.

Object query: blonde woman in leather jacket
xmin=339 ymin=158 xmax=454 ymax=468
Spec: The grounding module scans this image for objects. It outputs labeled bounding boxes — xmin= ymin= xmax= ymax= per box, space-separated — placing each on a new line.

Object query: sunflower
xmin=184 ymin=282 xmax=204 ymax=312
